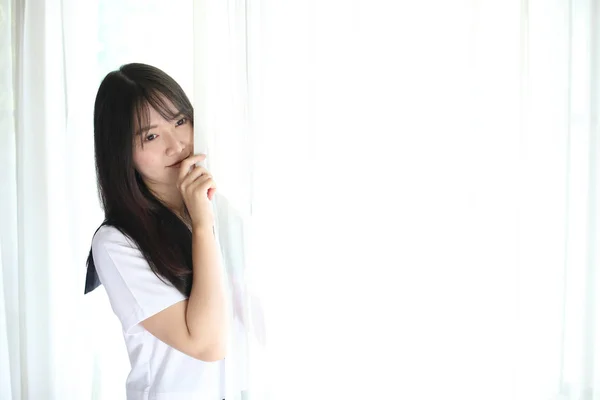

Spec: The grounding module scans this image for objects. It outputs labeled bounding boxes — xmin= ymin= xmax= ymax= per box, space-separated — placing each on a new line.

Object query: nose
xmin=164 ymin=129 xmax=186 ymax=157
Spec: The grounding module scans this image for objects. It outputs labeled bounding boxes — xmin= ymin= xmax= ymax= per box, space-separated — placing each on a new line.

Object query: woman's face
xmin=132 ymin=101 xmax=193 ymax=188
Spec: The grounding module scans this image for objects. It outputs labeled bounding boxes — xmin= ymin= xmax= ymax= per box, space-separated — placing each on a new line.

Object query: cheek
xmin=183 ymin=125 xmax=193 ymax=143
xmin=133 ymin=148 xmax=161 ymax=175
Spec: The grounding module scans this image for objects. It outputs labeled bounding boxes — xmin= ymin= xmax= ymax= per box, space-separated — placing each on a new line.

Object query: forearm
xmin=186 ymin=225 xmax=229 ymax=358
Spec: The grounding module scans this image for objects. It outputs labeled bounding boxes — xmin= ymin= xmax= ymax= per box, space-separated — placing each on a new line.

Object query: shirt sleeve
xmin=92 ymin=225 xmax=187 ymax=334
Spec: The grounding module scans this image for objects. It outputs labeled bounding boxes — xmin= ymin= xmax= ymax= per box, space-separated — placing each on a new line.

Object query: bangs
xmin=131 ymin=89 xmax=194 ymax=143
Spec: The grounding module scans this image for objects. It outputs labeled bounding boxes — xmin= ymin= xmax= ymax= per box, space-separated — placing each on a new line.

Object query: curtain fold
xmin=1 ymin=0 xmax=66 ymax=397
xmin=515 ymin=0 xmax=599 ymax=398
xmin=556 ymin=0 xmax=600 ymax=397
xmin=193 ymin=0 xmax=267 ymax=398
xmin=0 ymin=0 xmax=19 ymax=397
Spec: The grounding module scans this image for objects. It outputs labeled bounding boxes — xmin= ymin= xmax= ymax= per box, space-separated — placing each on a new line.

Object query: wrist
xmin=192 ymin=223 xmax=214 ymax=235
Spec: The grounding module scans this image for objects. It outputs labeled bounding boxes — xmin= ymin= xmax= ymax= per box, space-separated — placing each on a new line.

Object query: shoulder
xmin=92 ymin=225 xmax=135 ymax=250
xmin=91 ymin=224 xmax=153 ymax=287
xmin=91 ymin=225 xmax=145 ymax=270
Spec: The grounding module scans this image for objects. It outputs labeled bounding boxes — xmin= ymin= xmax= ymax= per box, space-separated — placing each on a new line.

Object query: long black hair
xmin=85 ymin=63 xmax=194 ymax=296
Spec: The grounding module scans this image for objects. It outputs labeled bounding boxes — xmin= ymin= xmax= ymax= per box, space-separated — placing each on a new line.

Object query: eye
xmin=145 ymin=133 xmax=158 ymax=141
xmin=175 ymin=117 xmax=187 ymax=127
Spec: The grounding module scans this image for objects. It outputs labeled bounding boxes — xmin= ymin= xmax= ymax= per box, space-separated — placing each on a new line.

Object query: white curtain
xmin=1 ymin=0 xmax=600 ymax=399
xmin=1 ymin=0 xmax=117 ymax=397
xmin=242 ymin=0 xmax=600 ymax=399
xmin=0 ymin=0 xmax=18 ymax=397
xmin=192 ymin=1 xmax=267 ymax=398
xmin=1 ymin=0 xmax=82 ymax=397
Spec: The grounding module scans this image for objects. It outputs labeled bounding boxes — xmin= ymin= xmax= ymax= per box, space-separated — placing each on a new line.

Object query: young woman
xmin=84 ymin=63 xmax=230 ymax=400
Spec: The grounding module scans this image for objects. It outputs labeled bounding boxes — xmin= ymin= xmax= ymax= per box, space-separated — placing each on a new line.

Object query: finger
xmin=178 ymin=153 xmax=207 ymax=182
xmin=178 ymin=165 xmax=210 ymax=191
xmin=188 ymin=173 xmax=215 ymax=191
xmin=188 ymin=174 xmax=216 ymax=197
xmin=207 ymin=187 xmax=216 ymax=201
xmin=180 ymin=173 xmax=212 ymax=197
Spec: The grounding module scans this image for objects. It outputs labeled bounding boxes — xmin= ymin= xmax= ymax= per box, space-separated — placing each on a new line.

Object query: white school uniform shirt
xmin=92 ymin=225 xmax=226 ymax=400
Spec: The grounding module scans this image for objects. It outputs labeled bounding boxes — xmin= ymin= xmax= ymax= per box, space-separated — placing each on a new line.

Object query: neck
xmin=146 ymin=182 xmax=186 ymax=218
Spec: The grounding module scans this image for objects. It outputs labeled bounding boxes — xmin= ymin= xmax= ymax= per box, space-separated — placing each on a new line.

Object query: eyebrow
xmin=136 ymin=114 xmax=185 ymax=135
xmin=136 ymin=125 xmax=157 ymax=135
